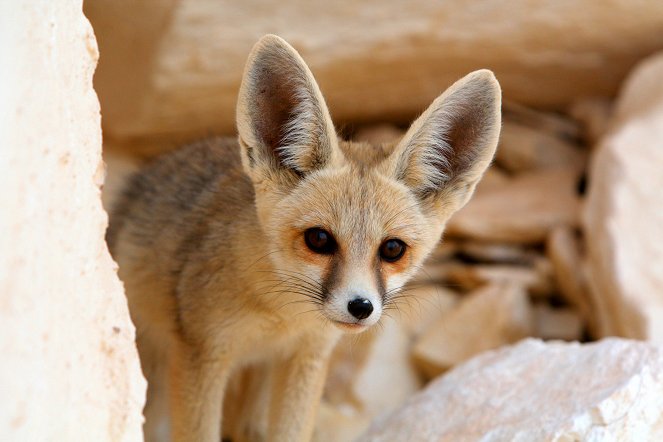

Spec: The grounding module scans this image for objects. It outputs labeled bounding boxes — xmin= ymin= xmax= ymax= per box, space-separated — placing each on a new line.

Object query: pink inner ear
xmin=431 ymin=85 xmax=499 ymax=183
xmin=444 ymin=111 xmax=487 ymax=179
xmin=250 ymin=64 xmax=299 ymax=164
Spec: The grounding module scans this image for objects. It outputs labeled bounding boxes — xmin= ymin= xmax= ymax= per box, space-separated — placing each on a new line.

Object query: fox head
xmin=237 ymin=35 xmax=501 ymax=333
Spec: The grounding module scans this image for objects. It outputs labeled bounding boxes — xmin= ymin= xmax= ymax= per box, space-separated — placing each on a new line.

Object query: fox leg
xmin=267 ymin=338 xmax=337 ymax=442
xmin=169 ymin=339 xmax=231 ymax=442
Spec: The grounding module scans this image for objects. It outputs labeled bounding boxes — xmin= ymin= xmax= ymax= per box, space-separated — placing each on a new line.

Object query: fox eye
xmin=379 ymin=239 xmax=406 ymax=262
xmin=304 ymin=228 xmax=337 ymax=254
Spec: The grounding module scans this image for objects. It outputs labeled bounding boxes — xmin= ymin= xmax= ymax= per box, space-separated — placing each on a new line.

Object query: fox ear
xmin=236 ymin=35 xmax=339 ymax=185
xmin=389 ymin=70 xmax=501 ymax=210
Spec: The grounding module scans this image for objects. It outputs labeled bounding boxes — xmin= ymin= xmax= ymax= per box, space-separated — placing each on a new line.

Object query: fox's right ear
xmin=236 ymin=35 xmax=340 ymax=188
xmin=386 ymin=70 xmax=502 ymax=214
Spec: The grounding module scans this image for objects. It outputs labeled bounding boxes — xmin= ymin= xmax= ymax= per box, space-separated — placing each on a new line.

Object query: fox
xmin=107 ymin=34 xmax=501 ymax=442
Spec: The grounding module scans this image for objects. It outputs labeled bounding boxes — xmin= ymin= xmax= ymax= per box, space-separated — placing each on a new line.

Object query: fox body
xmin=107 ymin=35 xmax=501 ymax=441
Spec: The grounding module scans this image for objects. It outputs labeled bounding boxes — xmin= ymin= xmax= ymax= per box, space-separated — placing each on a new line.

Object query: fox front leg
xmin=169 ymin=340 xmax=231 ymax=442
xmin=267 ymin=337 xmax=338 ymax=442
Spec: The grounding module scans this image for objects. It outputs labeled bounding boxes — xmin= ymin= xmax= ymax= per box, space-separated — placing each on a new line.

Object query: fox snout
xmin=324 ymin=291 xmax=382 ymax=332
xmin=319 ymin=262 xmax=386 ymax=332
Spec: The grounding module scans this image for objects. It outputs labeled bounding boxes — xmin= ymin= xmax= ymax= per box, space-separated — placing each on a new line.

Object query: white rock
xmin=0 ymin=2 xmax=145 ymax=440
xmin=361 ymin=338 xmax=663 ymax=441
xmin=584 ymin=52 xmax=663 ymax=341
xmin=412 ymin=283 xmax=533 ymax=379
xmin=85 ymin=0 xmax=663 ymax=145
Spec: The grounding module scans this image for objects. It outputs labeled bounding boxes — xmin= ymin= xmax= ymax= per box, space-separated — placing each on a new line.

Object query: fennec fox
xmin=107 ymin=34 xmax=501 ymax=441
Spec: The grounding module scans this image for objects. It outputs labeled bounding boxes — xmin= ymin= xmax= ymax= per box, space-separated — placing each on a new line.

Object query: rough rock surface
xmin=547 ymin=226 xmax=595 ymax=334
xmin=361 ymin=339 xmax=663 ymax=441
xmin=0 ymin=2 xmax=145 ymax=440
xmin=85 ymin=0 xmax=663 ymax=146
xmin=412 ymin=284 xmax=533 ymax=379
xmin=447 ymin=168 xmax=581 ymax=244
xmin=584 ymin=52 xmax=663 ymax=341
xmin=496 ymin=121 xmax=585 ymax=173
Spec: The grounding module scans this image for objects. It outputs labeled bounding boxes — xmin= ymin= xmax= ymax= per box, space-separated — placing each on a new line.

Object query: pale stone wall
xmin=0 ymin=1 xmax=145 ymax=440
xmin=584 ymin=52 xmax=663 ymax=342
xmin=85 ymin=0 xmax=663 ymax=149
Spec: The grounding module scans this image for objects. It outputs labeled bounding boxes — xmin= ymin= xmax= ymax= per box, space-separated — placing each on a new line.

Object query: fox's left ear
xmin=387 ymin=70 xmax=501 ymax=212
xmin=236 ymin=34 xmax=340 ymax=188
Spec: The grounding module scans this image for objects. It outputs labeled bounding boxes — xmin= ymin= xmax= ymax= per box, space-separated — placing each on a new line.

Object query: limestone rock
xmin=85 ymin=1 xmax=663 ymax=147
xmin=569 ymin=98 xmax=614 ymax=146
xmin=314 ymin=403 xmax=370 ymax=442
xmin=584 ymin=52 xmax=663 ymax=341
xmin=412 ymin=283 xmax=533 ymax=379
xmin=455 ymin=241 xmax=536 ymax=265
xmin=351 ymin=318 xmax=422 ymax=416
xmin=426 ymin=240 xmax=459 ymax=263
xmin=447 ymin=168 xmax=581 ymax=244
xmin=363 ymin=339 xmax=663 ymax=441
xmin=533 ymin=304 xmax=583 ymax=341
xmin=391 ymin=285 xmax=459 ymax=339
xmin=504 ymin=101 xmax=580 ymax=141
xmin=413 ymin=261 xmax=553 ymax=297
xmin=442 ymin=262 xmax=554 ymax=297
xmin=496 ymin=121 xmax=585 ymax=173
xmin=0 ymin=1 xmax=145 ymax=440
xmin=475 ymin=166 xmax=510 ymax=194
xmin=353 ymin=124 xmax=404 ymax=145
xmin=322 ymin=317 xmax=423 ymax=440
xmin=546 ymin=226 xmax=596 ymax=335
xmin=101 ymin=147 xmax=142 ymax=212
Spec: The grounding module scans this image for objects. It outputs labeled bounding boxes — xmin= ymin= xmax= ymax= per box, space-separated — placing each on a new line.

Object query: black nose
xmin=347 ymin=298 xmax=373 ymax=320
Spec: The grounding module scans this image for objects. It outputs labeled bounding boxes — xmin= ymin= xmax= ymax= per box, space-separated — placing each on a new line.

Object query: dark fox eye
xmin=379 ymin=239 xmax=406 ymax=262
xmin=304 ymin=228 xmax=337 ymax=254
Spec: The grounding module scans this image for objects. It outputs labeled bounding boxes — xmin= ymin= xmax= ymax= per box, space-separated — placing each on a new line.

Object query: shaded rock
xmin=101 ymin=147 xmax=141 ymax=212
xmin=496 ymin=121 xmax=585 ymax=173
xmin=361 ymin=338 xmax=663 ymax=441
xmin=322 ymin=318 xmax=423 ymax=440
xmin=412 ymin=283 xmax=533 ymax=379
xmin=455 ymin=241 xmax=537 ymax=265
xmin=533 ymin=304 xmax=583 ymax=341
xmin=584 ymin=52 xmax=663 ymax=341
xmin=447 ymin=168 xmax=581 ymax=244
xmin=547 ymin=226 xmax=596 ymax=335
xmin=569 ymin=97 xmax=614 ymax=146
xmin=351 ymin=318 xmax=422 ymax=416
xmin=86 ymin=1 xmax=663 ymax=147
xmin=390 ymin=285 xmax=460 ymax=339
xmin=475 ymin=166 xmax=510 ymax=194
xmin=446 ymin=262 xmax=554 ymax=297
xmin=426 ymin=240 xmax=459 ymax=263
xmin=314 ymin=402 xmax=370 ymax=442
xmin=353 ymin=124 xmax=404 ymax=145
xmin=504 ymin=101 xmax=581 ymax=141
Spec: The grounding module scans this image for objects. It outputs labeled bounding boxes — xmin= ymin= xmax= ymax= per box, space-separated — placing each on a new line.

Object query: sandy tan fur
xmin=108 ymin=34 xmax=502 ymax=442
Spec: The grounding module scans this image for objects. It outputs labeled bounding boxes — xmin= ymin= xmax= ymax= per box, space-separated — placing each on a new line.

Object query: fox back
xmin=107 ymin=35 xmax=501 ymax=442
